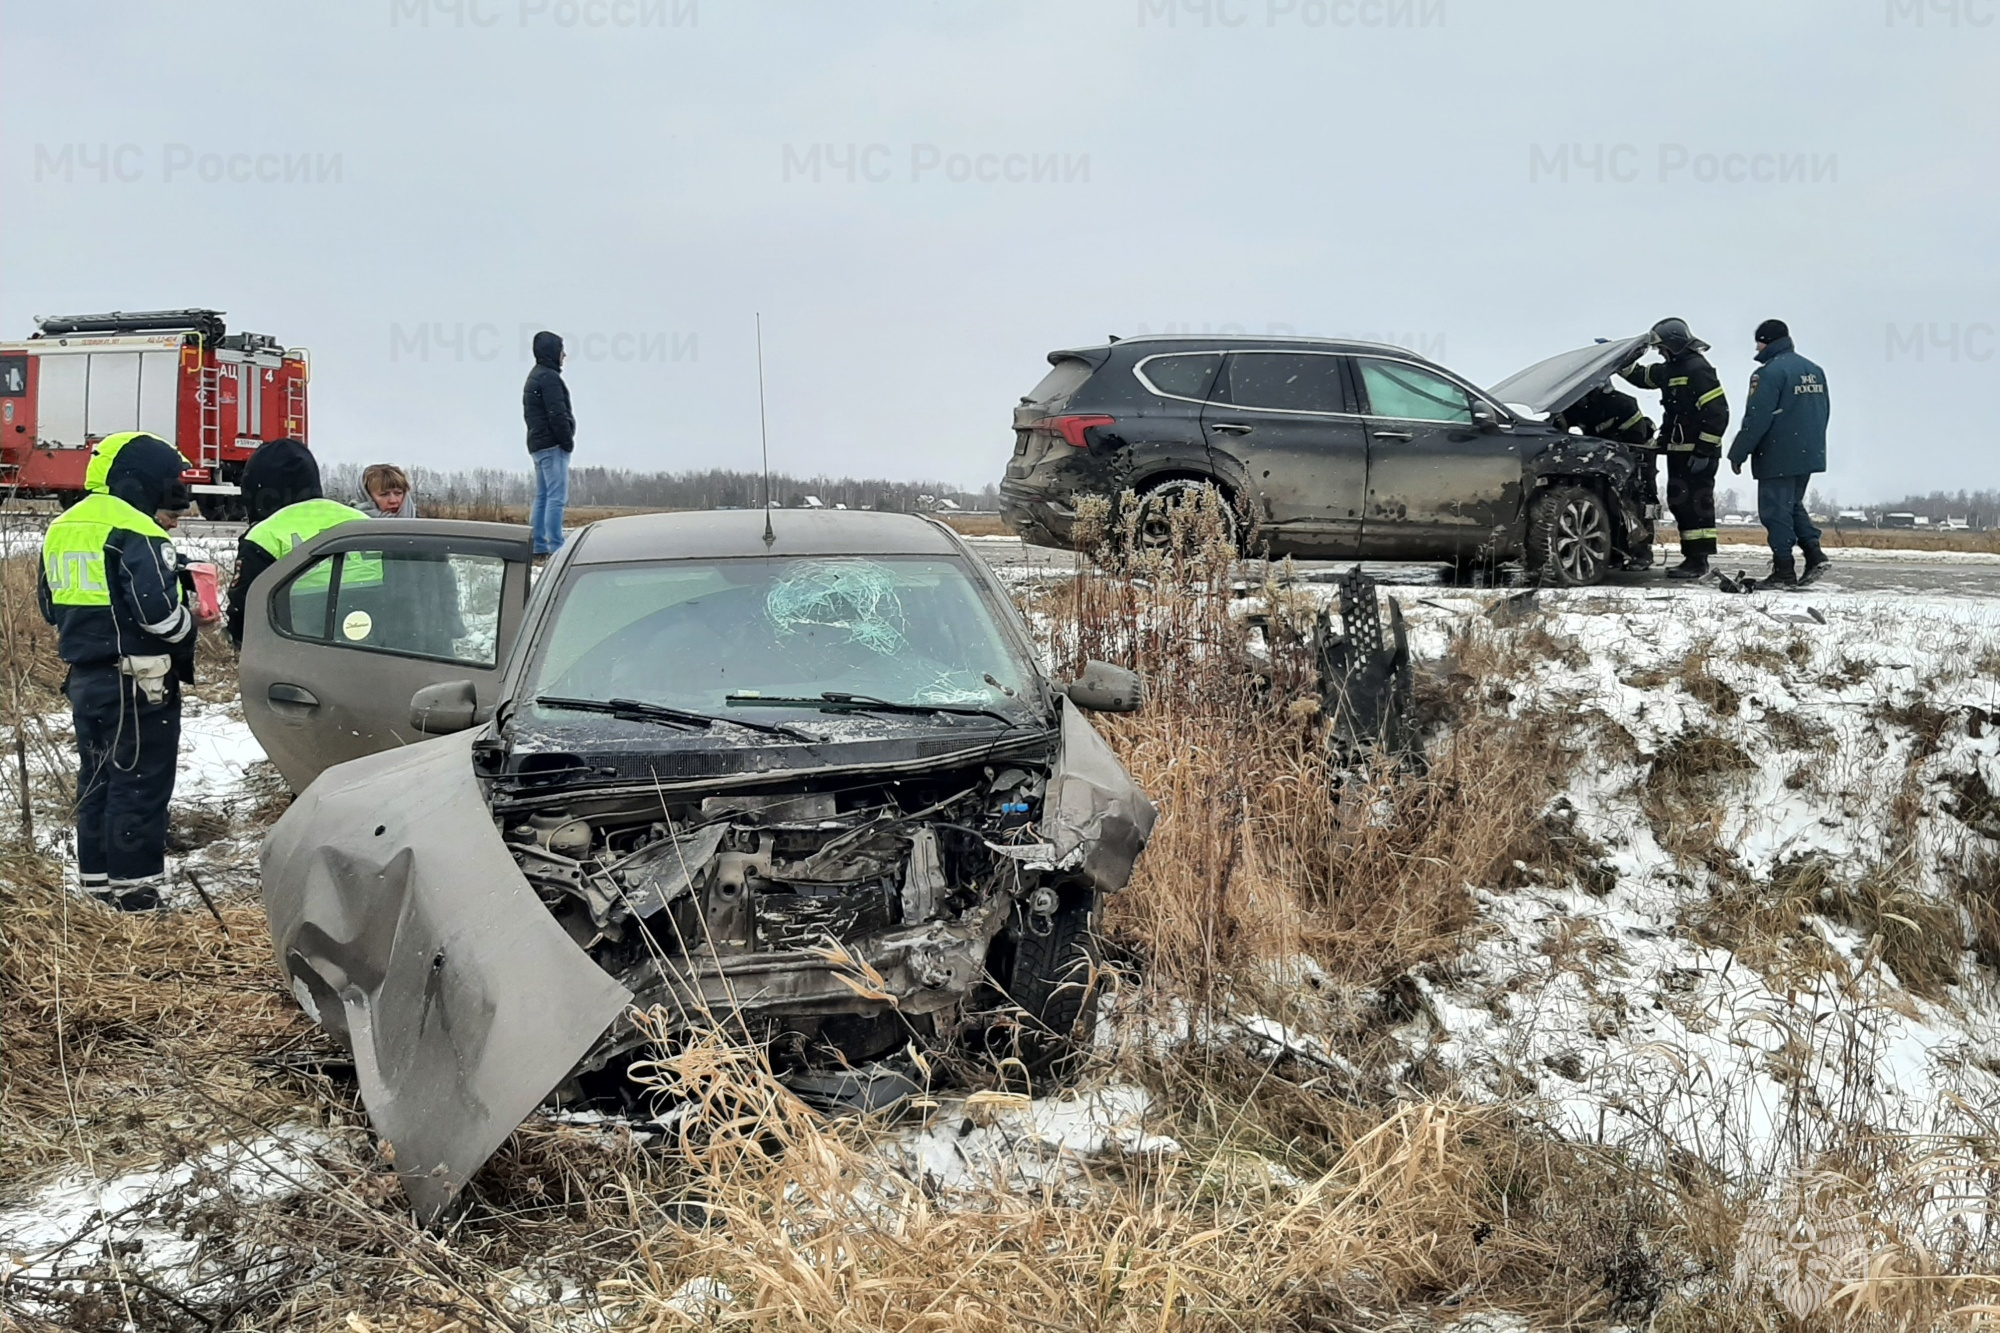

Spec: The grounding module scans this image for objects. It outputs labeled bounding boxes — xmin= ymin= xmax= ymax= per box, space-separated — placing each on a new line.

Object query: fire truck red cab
xmin=0 ymin=308 xmax=309 ymax=520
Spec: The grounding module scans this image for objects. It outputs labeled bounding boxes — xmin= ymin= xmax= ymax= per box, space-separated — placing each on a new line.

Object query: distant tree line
xmin=320 ymin=463 xmax=1000 ymax=514
xmin=1711 ymin=484 xmax=1997 ymax=529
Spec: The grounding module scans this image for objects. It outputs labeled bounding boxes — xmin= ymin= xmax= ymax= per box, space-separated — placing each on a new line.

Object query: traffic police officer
xmin=37 ymin=432 xmax=214 ymax=910
xmin=1620 ymin=318 xmax=1731 ymax=579
xmin=225 ymin=439 xmax=368 ymax=649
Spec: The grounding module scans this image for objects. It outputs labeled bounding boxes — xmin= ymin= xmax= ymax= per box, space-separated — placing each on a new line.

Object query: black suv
xmin=999 ymin=334 xmax=1659 ymax=585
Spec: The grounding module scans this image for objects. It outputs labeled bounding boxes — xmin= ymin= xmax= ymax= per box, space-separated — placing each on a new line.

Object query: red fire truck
xmin=0 ymin=308 xmax=309 ymax=519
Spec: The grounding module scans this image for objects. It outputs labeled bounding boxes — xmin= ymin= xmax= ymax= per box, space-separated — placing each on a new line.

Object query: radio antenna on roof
xmin=756 ymin=312 xmax=774 ymax=547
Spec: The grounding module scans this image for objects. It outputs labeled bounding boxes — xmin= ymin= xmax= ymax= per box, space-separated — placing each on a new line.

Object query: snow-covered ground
xmin=1379 ymin=587 xmax=2000 ymax=1259
xmin=7 ymin=577 xmax=2000 ymax=1318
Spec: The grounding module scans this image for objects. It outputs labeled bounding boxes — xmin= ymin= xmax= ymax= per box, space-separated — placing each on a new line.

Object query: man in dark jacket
xmin=1620 ymin=318 xmax=1731 ymax=579
xmin=523 ymin=330 xmax=575 ymax=558
xmin=38 ymin=432 xmax=213 ymax=910
xmin=225 ymin=439 xmax=367 ymax=648
xmin=1728 ymin=319 xmax=1831 ymax=589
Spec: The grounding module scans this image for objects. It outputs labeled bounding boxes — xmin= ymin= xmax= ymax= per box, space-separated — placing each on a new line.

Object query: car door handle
xmin=1209 ymin=423 xmax=1254 ymax=435
xmin=268 ymin=683 xmax=319 ymax=709
xmin=1371 ymin=431 xmax=1415 ymax=441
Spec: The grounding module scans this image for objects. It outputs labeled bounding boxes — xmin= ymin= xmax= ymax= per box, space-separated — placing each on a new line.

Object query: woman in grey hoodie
xmin=358 ymin=463 xmax=418 ymax=518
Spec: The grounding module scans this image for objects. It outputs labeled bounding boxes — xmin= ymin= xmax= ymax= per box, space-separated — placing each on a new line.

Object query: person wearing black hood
xmin=1620 ymin=318 xmax=1731 ymax=579
xmin=225 ymin=439 xmax=367 ymax=648
xmin=37 ymin=432 xmax=213 ymax=910
xmin=523 ymin=330 xmax=575 ymax=558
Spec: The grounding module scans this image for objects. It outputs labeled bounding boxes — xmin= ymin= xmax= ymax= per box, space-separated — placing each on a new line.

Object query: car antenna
xmin=757 ymin=312 xmax=775 ymax=547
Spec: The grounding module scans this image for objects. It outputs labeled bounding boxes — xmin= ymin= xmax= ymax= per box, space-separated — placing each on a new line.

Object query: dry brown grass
xmin=1672 ymin=524 xmax=2000 ymax=553
xmin=0 ymin=855 xmax=320 ymax=1190
xmin=935 ymin=512 xmax=1012 ymax=538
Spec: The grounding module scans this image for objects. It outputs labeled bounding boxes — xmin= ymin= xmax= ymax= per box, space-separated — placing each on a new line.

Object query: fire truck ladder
xmin=283 ymin=356 xmax=307 ymax=438
xmin=183 ymin=342 xmax=222 ymax=475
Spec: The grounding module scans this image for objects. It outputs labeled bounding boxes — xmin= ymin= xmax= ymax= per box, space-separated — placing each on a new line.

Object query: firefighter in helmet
xmin=225 ymin=439 xmax=368 ymax=649
xmin=1619 ymin=318 xmax=1730 ymax=579
xmin=37 ymin=432 xmax=217 ymax=910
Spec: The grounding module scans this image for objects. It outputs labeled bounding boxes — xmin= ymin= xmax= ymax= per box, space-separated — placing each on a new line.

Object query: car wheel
xmin=1528 ymin=484 xmax=1613 ymax=587
xmin=999 ymin=898 xmax=1102 ymax=1076
xmin=1133 ymin=479 xmax=1240 ymax=554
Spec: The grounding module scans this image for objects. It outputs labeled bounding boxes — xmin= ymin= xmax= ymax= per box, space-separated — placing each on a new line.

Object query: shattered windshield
xmin=523 ymin=556 xmax=1035 ymax=721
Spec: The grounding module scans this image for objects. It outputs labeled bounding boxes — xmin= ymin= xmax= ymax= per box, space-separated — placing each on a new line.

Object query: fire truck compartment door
xmin=240 ymin=520 xmax=534 ymax=791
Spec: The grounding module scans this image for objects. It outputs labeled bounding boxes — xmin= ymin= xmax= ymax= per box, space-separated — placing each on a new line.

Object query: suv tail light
xmin=1043 ymin=414 xmax=1114 ymax=448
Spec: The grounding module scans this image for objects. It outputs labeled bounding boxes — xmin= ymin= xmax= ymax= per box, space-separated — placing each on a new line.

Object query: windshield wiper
xmin=724 ymin=691 xmax=1018 ymax=728
xmin=535 ymin=695 xmax=817 ymax=741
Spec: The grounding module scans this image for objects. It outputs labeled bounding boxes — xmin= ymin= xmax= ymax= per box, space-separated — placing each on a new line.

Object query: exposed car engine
xmin=493 ymin=761 xmax=1068 ymax=1079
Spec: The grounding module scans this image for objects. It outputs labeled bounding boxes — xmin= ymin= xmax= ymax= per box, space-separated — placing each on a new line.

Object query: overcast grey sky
xmin=4 ymin=0 xmax=1994 ymax=503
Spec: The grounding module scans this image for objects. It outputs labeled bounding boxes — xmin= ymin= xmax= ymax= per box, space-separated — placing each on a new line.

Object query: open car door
xmin=239 ymin=519 xmax=534 ymax=791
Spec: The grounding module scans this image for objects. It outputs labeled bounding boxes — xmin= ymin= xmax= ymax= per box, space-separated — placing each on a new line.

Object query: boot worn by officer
xmin=1666 ymin=554 xmax=1710 ymax=580
xmin=96 ymin=875 xmax=166 ymax=912
xmin=1755 ymin=561 xmax=1799 ymax=591
xmin=1800 ymin=544 xmax=1832 ymax=585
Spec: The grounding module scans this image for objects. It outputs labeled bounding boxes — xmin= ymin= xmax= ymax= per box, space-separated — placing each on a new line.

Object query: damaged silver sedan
xmin=239 ymin=511 xmax=1155 ymax=1217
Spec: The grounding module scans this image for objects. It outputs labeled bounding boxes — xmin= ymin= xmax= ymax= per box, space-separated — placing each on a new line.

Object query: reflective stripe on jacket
xmin=1621 ymin=351 xmax=1731 ymax=454
xmin=37 ymin=493 xmax=193 ymax=665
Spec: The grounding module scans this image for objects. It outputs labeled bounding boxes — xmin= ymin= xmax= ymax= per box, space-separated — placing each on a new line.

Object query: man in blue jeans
xmin=523 ymin=330 xmax=576 ymax=557
xmin=1728 ymin=319 xmax=1832 ymax=590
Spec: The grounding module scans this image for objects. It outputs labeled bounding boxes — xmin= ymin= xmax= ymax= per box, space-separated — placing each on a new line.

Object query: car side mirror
xmin=1472 ymin=403 xmax=1506 ymax=429
xmin=410 ymin=679 xmax=479 ymax=734
xmin=1063 ymin=660 xmax=1144 ymax=713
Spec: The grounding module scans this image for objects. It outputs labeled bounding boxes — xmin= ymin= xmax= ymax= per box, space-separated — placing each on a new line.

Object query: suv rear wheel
xmin=1528 ymin=484 xmax=1613 ymax=587
xmin=1133 ymin=479 xmax=1241 ymax=555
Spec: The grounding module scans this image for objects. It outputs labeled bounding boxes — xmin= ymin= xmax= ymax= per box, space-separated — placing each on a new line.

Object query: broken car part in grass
xmin=243 ymin=511 xmax=1157 ymax=1217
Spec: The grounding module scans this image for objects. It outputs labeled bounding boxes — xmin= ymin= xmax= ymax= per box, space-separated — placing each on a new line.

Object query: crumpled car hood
xmin=1487 ymin=333 xmax=1654 ymax=418
xmin=261 ymin=731 xmax=632 ymax=1221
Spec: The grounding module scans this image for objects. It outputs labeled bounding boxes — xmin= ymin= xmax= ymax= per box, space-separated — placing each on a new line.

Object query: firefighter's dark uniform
xmin=1551 ymin=385 xmax=1659 ymax=503
xmin=1620 ymin=343 xmax=1730 ymax=569
xmin=225 ymin=439 xmax=367 ymax=649
xmin=36 ymin=433 xmax=197 ymax=910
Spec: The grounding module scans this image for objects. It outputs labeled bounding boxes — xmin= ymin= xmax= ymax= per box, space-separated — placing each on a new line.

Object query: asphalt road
xmin=958 ymin=536 xmax=2000 ymax=599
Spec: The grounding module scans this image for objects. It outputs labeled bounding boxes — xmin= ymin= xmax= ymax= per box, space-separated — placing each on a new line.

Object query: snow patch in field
xmin=0 ymin=1127 xmax=333 ymax=1299
xmin=892 ymin=1083 xmax=1179 ymax=1193
xmin=177 ymin=701 xmax=269 ymax=799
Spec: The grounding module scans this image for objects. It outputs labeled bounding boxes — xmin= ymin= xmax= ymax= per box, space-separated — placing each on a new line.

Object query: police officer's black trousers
xmin=66 ymin=666 xmax=180 ymax=884
xmin=1666 ymin=451 xmax=1720 ymax=557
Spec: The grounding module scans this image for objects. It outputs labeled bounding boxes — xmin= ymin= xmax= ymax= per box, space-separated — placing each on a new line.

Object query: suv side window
xmin=1214 ymin=352 xmax=1348 ymax=414
xmin=1357 ymin=358 xmax=1474 ymax=425
xmin=1133 ymin=352 xmax=1223 ymax=401
xmin=274 ymin=549 xmax=507 ymax=667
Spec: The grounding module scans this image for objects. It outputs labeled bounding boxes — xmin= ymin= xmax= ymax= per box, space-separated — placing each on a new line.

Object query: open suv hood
xmin=1487 ymin=333 xmax=1655 ymax=419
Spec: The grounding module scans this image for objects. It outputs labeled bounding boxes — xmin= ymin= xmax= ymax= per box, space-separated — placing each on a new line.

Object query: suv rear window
xmin=1023 ymin=358 xmax=1094 ymax=406
xmin=1133 ymin=352 xmax=1222 ymax=401
xmin=1215 ymin=352 xmax=1348 ymax=414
